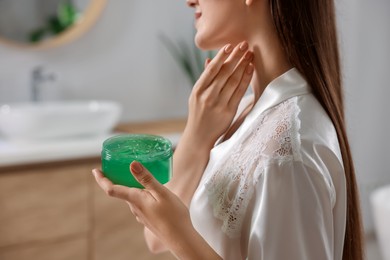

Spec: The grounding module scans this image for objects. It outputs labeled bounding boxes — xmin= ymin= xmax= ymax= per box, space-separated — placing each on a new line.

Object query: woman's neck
xmin=247 ymin=30 xmax=292 ymax=102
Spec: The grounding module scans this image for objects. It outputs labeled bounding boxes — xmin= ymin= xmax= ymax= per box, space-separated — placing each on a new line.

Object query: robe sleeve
xmin=246 ymin=160 xmax=336 ymax=260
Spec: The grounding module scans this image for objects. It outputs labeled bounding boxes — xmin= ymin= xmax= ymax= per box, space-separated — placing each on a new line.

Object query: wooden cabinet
xmin=0 ymin=161 xmax=94 ymax=260
xmin=0 ymin=119 xmax=185 ymax=260
xmin=0 ymin=236 xmax=88 ymax=260
xmin=0 ymin=159 xmax=175 ymax=260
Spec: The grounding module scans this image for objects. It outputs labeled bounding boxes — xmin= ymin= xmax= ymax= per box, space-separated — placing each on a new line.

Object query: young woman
xmin=93 ymin=0 xmax=364 ymax=259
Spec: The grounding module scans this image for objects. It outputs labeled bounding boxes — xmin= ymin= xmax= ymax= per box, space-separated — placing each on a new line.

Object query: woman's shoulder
xmin=245 ymin=93 xmax=344 ymax=205
xmin=256 ymin=93 xmax=343 ymax=166
xmin=295 ymin=94 xmax=344 ymax=167
xmin=247 ymin=93 xmax=344 ymax=196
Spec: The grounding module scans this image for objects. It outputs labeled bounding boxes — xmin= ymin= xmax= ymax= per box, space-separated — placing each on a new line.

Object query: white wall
xmin=0 ymin=0 xmax=389 ymax=234
xmin=338 ymin=0 xmax=390 ymax=233
xmin=0 ymin=0 xmax=194 ymax=122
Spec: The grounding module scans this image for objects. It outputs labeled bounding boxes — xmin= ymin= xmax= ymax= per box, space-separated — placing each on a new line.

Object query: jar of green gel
xmin=101 ymin=134 xmax=173 ymax=188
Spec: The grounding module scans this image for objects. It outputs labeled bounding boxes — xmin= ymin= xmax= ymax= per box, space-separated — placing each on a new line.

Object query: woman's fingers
xmin=204 ymin=58 xmax=211 ymax=69
xmin=130 ymin=161 xmax=164 ymax=197
xmin=195 ymin=42 xmax=236 ymax=90
xmin=213 ymin=41 xmax=250 ymax=88
xmin=127 ymin=202 xmax=137 ymax=215
xmin=228 ymin=63 xmax=255 ymax=107
xmin=92 ymin=161 xmax=164 ymax=205
xmin=196 ymin=42 xmax=250 ymax=99
xmin=220 ymin=50 xmax=253 ymax=102
xmin=127 ymin=202 xmax=145 ymax=224
xmin=198 ymin=43 xmax=233 ymax=87
xmin=92 ymin=169 xmax=143 ymax=202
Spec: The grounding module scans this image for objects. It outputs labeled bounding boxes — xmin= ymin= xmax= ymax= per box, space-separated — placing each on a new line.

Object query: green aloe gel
xmin=101 ymin=134 xmax=173 ymax=188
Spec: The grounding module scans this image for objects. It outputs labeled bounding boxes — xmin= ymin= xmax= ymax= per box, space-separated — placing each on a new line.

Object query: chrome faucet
xmin=31 ymin=66 xmax=56 ymax=102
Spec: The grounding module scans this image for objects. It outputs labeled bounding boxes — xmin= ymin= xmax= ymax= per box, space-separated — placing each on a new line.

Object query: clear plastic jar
xmin=101 ymin=134 xmax=173 ymax=188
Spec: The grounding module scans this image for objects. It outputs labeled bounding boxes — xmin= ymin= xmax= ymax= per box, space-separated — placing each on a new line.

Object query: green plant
xmin=29 ymin=0 xmax=80 ymax=43
xmin=159 ymin=33 xmax=216 ymax=86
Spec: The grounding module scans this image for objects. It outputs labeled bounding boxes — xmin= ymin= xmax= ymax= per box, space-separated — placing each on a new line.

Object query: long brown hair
xmin=269 ymin=0 xmax=364 ymax=259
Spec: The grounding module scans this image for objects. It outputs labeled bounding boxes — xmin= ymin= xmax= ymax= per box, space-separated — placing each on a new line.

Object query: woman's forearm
xmin=144 ymin=227 xmax=168 ymax=254
xmin=168 ymin=225 xmax=222 ymax=260
xmin=143 ymin=127 xmax=212 ymax=253
xmin=166 ymin=127 xmax=213 ymax=206
xmin=143 ymin=127 xmax=213 ymax=253
xmin=144 ymin=217 xmax=221 ymax=260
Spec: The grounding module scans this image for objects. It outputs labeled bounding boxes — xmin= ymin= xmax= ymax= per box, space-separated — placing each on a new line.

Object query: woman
xmin=93 ymin=0 xmax=364 ymax=259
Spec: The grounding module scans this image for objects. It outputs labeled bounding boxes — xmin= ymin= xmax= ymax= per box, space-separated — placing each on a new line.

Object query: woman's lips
xmin=195 ymin=12 xmax=202 ymax=19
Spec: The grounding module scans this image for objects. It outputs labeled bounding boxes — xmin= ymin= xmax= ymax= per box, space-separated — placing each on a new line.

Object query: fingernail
xmin=240 ymin=41 xmax=248 ymax=51
xmin=131 ymin=161 xmax=143 ymax=174
xmin=224 ymin=44 xmax=233 ymax=53
xmin=92 ymin=169 xmax=97 ymax=176
xmin=246 ymin=63 xmax=254 ymax=74
xmin=244 ymin=51 xmax=253 ymax=60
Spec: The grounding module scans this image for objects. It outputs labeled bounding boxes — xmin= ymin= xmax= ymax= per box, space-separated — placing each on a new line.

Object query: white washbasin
xmin=0 ymin=100 xmax=122 ymax=141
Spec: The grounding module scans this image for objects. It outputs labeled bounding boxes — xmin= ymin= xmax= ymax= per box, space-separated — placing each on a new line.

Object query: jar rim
xmin=102 ymin=134 xmax=173 ymax=162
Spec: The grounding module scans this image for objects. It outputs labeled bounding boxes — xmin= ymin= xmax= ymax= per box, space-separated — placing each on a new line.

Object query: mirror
xmin=0 ymin=0 xmax=106 ymax=50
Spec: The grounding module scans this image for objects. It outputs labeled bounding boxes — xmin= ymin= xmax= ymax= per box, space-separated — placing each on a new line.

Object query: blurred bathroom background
xmin=0 ymin=0 xmax=389 ymax=259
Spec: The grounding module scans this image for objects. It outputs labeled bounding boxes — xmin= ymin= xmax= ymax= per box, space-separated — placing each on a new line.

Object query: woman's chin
xmin=194 ymin=35 xmax=209 ymax=50
xmin=194 ymin=32 xmax=223 ymax=51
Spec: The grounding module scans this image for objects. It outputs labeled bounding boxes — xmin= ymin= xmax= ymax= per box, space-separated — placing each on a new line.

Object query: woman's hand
xmin=162 ymin=41 xmax=254 ymax=210
xmin=92 ymin=162 xmax=221 ymax=259
xmin=185 ymin=41 xmax=254 ymax=150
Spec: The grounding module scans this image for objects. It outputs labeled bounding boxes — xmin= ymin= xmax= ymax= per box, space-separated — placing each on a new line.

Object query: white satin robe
xmin=189 ymin=68 xmax=346 ymax=260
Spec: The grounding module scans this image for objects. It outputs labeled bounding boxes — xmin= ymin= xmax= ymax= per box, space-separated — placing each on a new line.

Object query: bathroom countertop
xmin=0 ymin=119 xmax=185 ymax=168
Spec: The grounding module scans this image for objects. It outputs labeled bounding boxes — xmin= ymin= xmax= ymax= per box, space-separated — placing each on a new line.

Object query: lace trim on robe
xmin=205 ymin=97 xmax=302 ymax=238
